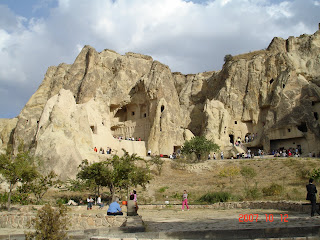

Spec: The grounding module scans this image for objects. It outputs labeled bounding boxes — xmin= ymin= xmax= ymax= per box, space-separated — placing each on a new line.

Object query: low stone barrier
xmin=139 ymin=201 xmax=310 ymax=213
xmin=0 ymin=212 xmax=126 ymax=230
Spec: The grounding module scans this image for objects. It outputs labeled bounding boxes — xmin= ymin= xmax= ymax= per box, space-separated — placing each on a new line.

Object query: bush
xmin=25 ymin=204 xmax=69 ymax=240
xmin=245 ymin=186 xmax=261 ymax=200
xmin=219 ymin=166 xmax=240 ymax=182
xmin=151 ymin=156 xmax=165 ymax=176
xmin=171 ymin=157 xmax=187 ymax=170
xmin=296 ymin=169 xmax=311 ymax=181
xmin=0 ymin=192 xmax=31 ymax=205
xmin=262 ymin=183 xmax=283 ymax=196
xmin=224 ymin=54 xmax=233 ymax=62
xmin=159 ymin=186 xmax=169 ymax=193
xmin=198 ymin=192 xmax=232 ymax=204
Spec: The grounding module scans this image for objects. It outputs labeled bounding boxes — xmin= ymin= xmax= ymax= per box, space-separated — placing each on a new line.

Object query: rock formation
xmin=1 ymin=26 xmax=320 ymax=179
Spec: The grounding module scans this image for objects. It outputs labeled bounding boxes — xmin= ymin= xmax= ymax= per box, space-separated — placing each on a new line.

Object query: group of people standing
xmin=93 ymin=146 xmax=112 ymax=154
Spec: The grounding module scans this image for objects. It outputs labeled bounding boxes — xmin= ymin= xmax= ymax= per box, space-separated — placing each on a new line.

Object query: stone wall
xmin=0 ymin=212 xmax=126 ymax=230
xmin=139 ymin=201 xmax=310 ymax=213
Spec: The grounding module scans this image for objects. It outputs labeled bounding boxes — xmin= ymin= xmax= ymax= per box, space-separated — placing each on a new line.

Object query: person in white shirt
xmin=87 ymin=196 xmax=94 ymax=210
xmin=97 ymin=195 xmax=104 ymax=209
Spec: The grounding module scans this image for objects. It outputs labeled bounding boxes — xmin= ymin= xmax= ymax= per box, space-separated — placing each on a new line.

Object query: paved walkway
xmin=1 ymin=207 xmax=320 ymax=239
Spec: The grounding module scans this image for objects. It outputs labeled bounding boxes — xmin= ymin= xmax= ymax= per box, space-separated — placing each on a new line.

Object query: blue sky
xmin=0 ymin=0 xmax=319 ymax=118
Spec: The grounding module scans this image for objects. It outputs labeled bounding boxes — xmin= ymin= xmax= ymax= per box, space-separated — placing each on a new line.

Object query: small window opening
xmin=314 ymin=112 xmax=319 ymax=120
xmin=144 ymin=113 xmax=147 ymax=118
xmin=283 ymin=84 xmax=285 ymax=88
xmin=288 ymin=128 xmax=291 ymax=132
xmin=90 ymin=126 xmax=97 ymax=134
xmin=37 ymin=120 xmax=39 ymax=123
xmin=234 ymin=121 xmax=237 ymax=124
xmin=312 ymin=101 xmax=315 ymax=106
xmin=132 ymin=111 xmax=135 ymax=116
xmin=161 ymin=105 xmax=165 ymax=112
xmin=270 ymin=78 xmax=274 ymax=84
xmin=297 ymin=122 xmax=308 ymax=132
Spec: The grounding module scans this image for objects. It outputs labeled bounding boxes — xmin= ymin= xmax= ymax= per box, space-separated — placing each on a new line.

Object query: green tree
xmin=110 ymin=151 xmax=152 ymax=200
xmin=0 ymin=145 xmax=39 ymax=211
xmin=77 ymin=160 xmax=112 ymax=196
xmin=20 ymin=171 xmax=60 ymax=204
xmin=77 ymin=150 xmax=152 ymax=200
xmin=150 ymin=155 xmax=165 ymax=175
xmin=25 ymin=204 xmax=69 ymax=240
xmin=181 ymin=136 xmax=219 ymax=161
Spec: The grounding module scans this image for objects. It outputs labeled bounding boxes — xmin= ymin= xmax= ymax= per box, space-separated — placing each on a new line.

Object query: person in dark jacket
xmin=306 ymin=178 xmax=320 ymax=217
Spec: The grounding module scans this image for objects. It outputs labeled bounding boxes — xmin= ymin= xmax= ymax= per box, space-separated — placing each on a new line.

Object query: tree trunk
xmin=7 ymin=182 xmax=13 ymax=211
xmin=111 ymin=183 xmax=115 ymax=201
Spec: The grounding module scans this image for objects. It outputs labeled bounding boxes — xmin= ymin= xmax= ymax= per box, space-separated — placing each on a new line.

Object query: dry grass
xmin=136 ymin=157 xmax=320 ymax=204
xmin=25 ymin=157 xmax=320 ymax=205
xmin=232 ymin=50 xmax=267 ymax=61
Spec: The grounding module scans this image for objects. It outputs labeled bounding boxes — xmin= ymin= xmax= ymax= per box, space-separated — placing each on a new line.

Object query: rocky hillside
xmin=1 ymin=27 xmax=320 ymax=179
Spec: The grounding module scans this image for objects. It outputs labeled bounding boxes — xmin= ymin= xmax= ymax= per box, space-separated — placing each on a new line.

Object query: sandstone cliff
xmin=1 ymin=28 xmax=320 ymax=179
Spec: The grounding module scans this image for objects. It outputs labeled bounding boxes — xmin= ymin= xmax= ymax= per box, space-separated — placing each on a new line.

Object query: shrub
xmin=296 ymin=169 xmax=311 ymax=181
xmin=25 ymin=204 xmax=69 ymax=240
xmin=151 ymin=156 xmax=165 ymax=176
xmin=198 ymin=192 xmax=232 ymax=204
xmin=170 ymin=157 xmax=187 ymax=170
xmin=245 ymin=186 xmax=261 ymax=200
xmin=262 ymin=183 xmax=283 ymax=196
xmin=219 ymin=166 xmax=240 ymax=182
xmin=224 ymin=54 xmax=233 ymax=62
xmin=159 ymin=186 xmax=169 ymax=193
xmin=241 ymin=166 xmax=257 ymax=189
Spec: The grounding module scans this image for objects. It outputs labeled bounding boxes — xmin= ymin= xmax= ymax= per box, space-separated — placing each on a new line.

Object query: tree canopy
xmin=0 ymin=145 xmax=39 ymax=210
xmin=76 ymin=150 xmax=152 ymax=200
xmin=181 ymin=136 xmax=219 ymax=161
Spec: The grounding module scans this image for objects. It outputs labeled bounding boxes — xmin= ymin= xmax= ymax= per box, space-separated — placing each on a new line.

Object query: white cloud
xmin=0 ymin=0 xmax=319 ymax=118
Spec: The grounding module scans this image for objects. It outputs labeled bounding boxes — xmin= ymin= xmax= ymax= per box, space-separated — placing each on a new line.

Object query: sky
xmin=0 ymin=0 xmax=319 ymax=118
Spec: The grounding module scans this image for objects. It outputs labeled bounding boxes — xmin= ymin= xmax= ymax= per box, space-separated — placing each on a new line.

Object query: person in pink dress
xmin=182 ymin=190 xmax=189 ymax=211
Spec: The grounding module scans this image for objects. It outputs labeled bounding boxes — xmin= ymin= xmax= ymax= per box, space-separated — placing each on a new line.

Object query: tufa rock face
xmin=1 ymin=29 xmax=320 ymax=178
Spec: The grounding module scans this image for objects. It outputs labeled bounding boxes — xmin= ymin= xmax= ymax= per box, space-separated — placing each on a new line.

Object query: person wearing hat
xmin=306 ymin=178 xmax=320 ymax=217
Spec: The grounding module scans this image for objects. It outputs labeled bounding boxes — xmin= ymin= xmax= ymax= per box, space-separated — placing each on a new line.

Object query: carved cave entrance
xmin=229 ymin=134 xmax=234 ymax=144
xmin=111 ymin=103 xmax=150 ymax=141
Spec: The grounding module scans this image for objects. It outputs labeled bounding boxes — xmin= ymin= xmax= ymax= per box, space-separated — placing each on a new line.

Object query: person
xmin=148 ymin=149 xmax=151 ymax=156
xmin=208 ymin=153 xmax=211 ymax=160
xmin=87 ymin=195 xmax=94 ymax=210
xmin=94 ymin=147 xmax=97 ymax=152
xmin=213 ymin=153 xmax=216 ymax=160
xmin=182 ymin=190 xmax=189 ymax=211
xmin=97 ymin=195 xmax=104 ymax=209
xmin=67 ymin=199 xmax=78 ymax=206
xmin=306 ymin=178 xmax=320 ymax=217
xmin=221 ymin=151 xmax=224 ymax=160
xmin=107 ymin=197 xmax=123 ymax=215
xmin=127 ymin=194 xmax=138 ymax=216
xmin=133 ymin=189 xmax=137 ymax=202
